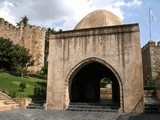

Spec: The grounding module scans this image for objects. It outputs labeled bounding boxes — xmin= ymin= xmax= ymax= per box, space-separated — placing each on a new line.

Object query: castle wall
xmin=0 ymin=18 xmax=20 ymax=44
xmin=142 ymin=41 xmax=160 ymax=86
xmin=21 ymin=25 xmax=46 ymax=72
xmin=154 ymin=45 xmax=160 ymax=77
xmin=0 ymin=18 xmax=46 ymax=73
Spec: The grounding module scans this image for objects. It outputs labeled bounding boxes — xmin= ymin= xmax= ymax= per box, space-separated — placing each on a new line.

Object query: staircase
xmin=0 ymin=91 xmax=19 ymax=111
xmin=145 ymin=104 xmax=160 ymax=113
xmin=66 ymin=102 xmax=119 ymax=112
xmin=27 ymin=100 xmax=45 ymax=109
xmin=144 ymin=97 xmax=160 ymax=113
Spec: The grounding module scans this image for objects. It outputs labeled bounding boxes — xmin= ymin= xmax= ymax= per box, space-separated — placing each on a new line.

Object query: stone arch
xmin=64 ymin=57 xmax=124 ymax=111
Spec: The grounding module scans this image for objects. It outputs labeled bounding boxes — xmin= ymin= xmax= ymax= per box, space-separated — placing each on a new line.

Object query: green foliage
xmin=0 ymin=38 xmax=14 ymax=71
xmin=145 ymin=76 xmax=155 ymax=87
xmin=0 ymin=72 xmax=46 ymax=99
xmin=9 ymin=90 xmax=16 ymax=98
xmin=29 ymin=74 xmax=47 ymax=80
xmin=19 ymin=82 xmax=26 ymax=92
xmin=41 ymin=66 xmax=48 ymax=75
xmin=33 ymin=83 xmax=46 ymax=100
xmin=0 ymin=37 xmax=34 ymax=76
xmin=40 ymin=62 xmax=48 ymax=75
xmin=100 ymin=78 xmax=112 ymax=88
xmin=45 ymin=28 xmax=56 ymax=62
xmin=144 ymin=86 xmax=156 ymax=90
xmin=0 ymin=83 xmax=6 ymax=93
xmin=21 ymin=16 xmax=29 ymax=26
xmin=17 ymin=16 xmax=29 ymax=27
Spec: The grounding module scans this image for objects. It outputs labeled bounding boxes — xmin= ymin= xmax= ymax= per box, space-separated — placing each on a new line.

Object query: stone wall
xmin=13 ymin=98 xmax=32 ymax=108
xmin=0 ymin=18 xmax=46 ymax=73
xmin=47 ymin=24 xmax=144 ymax=113
xmin=142 ymin=41 xmax=160 ymax=86
xmin=154 ymin=44 xmax=160 ymax=77
xmin=0 ymin=18 xmax=20 ymax=44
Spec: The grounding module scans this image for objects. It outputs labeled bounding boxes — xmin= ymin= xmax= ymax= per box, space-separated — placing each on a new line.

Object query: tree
xmin=16 ymin=16 xmax=29 ymax=27
xmin=0 ymin=38 xmax=15 ymax=71
xmin=100 ymin=78 xmax=111 ymax=88
xmin=21 ymin=16 xmax=29 ymax=27
xmin=0 ymin=37 xmax=34 ymax=76
xmin=44 ymin=28 xmax=55 ymax=63
xmin=12 ymin=44 xmax=34 ymax=76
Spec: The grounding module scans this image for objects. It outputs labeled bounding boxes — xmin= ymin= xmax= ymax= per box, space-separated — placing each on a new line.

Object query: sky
xmin=0 ymin=0 xmax=160 ymax=47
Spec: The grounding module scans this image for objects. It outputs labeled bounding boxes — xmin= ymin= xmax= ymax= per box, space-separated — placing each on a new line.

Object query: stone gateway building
xmin=46 ymin=10 xmax=144 ymax=113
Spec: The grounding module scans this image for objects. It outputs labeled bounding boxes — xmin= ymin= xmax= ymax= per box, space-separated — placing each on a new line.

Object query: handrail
xmin=131 ymin=95 xmax=144 ymax=113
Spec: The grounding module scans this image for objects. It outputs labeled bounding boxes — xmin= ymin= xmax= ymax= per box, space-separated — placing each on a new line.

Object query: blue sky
xmin=0 ymin=0 xmax=159 ymax=47
xmin=123 ymin=0 xmax=160 ymax=46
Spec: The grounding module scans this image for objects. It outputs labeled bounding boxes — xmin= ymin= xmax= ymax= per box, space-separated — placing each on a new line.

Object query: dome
xmin=75 ymin=9 xmax=123 ymax=29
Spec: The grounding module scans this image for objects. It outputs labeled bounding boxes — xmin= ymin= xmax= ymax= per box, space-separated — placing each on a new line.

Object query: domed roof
xmin=75 ymin=9 xmax=123 ymax=29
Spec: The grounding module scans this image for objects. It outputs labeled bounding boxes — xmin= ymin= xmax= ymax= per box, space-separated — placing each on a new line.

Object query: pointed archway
xmin=64 ymin=58 xmax=123 ymax=111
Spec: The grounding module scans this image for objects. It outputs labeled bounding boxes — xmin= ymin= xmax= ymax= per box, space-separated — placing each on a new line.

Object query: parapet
xmin=22 ymin=23 xmax=46 ymax=32
xmin=142 ymin=40 xmax=156 ymax=51
xmin=0 ymin=18 xmax=19 ymax=32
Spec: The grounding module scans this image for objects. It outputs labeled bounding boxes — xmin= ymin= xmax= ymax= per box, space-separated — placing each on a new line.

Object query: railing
xmin=131 ymin=95 xmax=144 ymax=113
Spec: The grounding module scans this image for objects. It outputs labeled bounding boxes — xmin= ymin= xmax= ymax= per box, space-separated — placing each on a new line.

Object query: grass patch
xmin=12 ymin=81 xmax=31 ymax=87
xmin=0 ymin=72 xmax=46 ymax=99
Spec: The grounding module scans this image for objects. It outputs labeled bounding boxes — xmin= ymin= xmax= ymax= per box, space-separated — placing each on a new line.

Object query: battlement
xmin=142 ymin=40 xmax=157 ymax=52
xmin=0 ymin=18 xmax=46 ymax=73
xmin=0 ymin=18 xmax=19 ymax=31
xmin=0 ymin=17 xmax=46 ymax=35
xmin=22 ymin=23 xmax=46 ymax=32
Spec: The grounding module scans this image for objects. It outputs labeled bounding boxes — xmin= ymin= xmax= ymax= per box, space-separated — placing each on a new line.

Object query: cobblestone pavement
xmin=118 ymin=114 xmax=160 ymax=120
xmin=0 ymin=109 xmax=160 ymax=120
xmin=0 ymin=109 xmax=120 ymax=120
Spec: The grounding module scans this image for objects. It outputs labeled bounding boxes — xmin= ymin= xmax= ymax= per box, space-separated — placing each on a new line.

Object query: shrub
xmin=9 ymin=90 xmax=16 ymax=98
xmin=33 ymin=83 xmax=46 ymax=100
xmin=19 ymin=82 xmax=26 ymax=92
xmin=29 ymin=74 xmax=47 ymax=80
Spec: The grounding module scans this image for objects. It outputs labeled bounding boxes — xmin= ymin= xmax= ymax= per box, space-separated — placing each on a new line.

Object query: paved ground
xmin=118 ymin=114 xmax=160 ymax=120
xmin=0 ymin=109 xmax=160 ymax=120
xmin=0 ymin=109 xmax=121 ymax=120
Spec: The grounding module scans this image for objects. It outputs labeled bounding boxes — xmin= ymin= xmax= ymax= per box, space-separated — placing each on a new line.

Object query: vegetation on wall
xmin=17 ymin=16 xmax=29 ymax=27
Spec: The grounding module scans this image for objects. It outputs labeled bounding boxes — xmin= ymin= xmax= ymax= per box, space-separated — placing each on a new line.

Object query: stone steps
xmin=4 ymin=100 xmax=18 ymax=105
xmin=0 ymin=91 xmax=11 ymax=100
xmin=0 ymin=91 xmax=19 ymax=111
xmin=66 ymin=102 xmax=119 ymax=112
xmin=26 ymin=101 xmax=45 ymax=109
xmin=145 ymin=104 xmax=160 ymax=113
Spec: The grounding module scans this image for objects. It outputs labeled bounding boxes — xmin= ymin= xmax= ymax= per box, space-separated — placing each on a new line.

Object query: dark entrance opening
xmin=70 ymin=62 xmax=120 ymax=107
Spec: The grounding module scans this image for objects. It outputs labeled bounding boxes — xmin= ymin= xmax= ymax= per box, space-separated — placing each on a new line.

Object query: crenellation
xmin=41 ymin=28 xmax=46 ymax=31
xmin=36 ymin=26 xmax=41 ymax=30
xmin=0 ymin=18 xmax=4 ymax=22
xmin=4 ymin=21 xmax=8 ymax=25
xmin=0 ymin=18 xmax=46 ymax=73
xmin=30 ymin=25 xmax=36 ymax=29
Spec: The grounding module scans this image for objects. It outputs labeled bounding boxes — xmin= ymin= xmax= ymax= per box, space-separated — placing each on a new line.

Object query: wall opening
xmin=100 ymin=78 xmax=112 ymax=101
xmin=69 ymin=61 xmax=120 ymax=107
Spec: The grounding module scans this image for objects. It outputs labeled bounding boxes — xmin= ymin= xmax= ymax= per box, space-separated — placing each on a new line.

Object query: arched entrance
xmin=65 ymin=58 xmax=123 ymax=110
xmin=47 ymin=21 xmax=143 ymax=113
